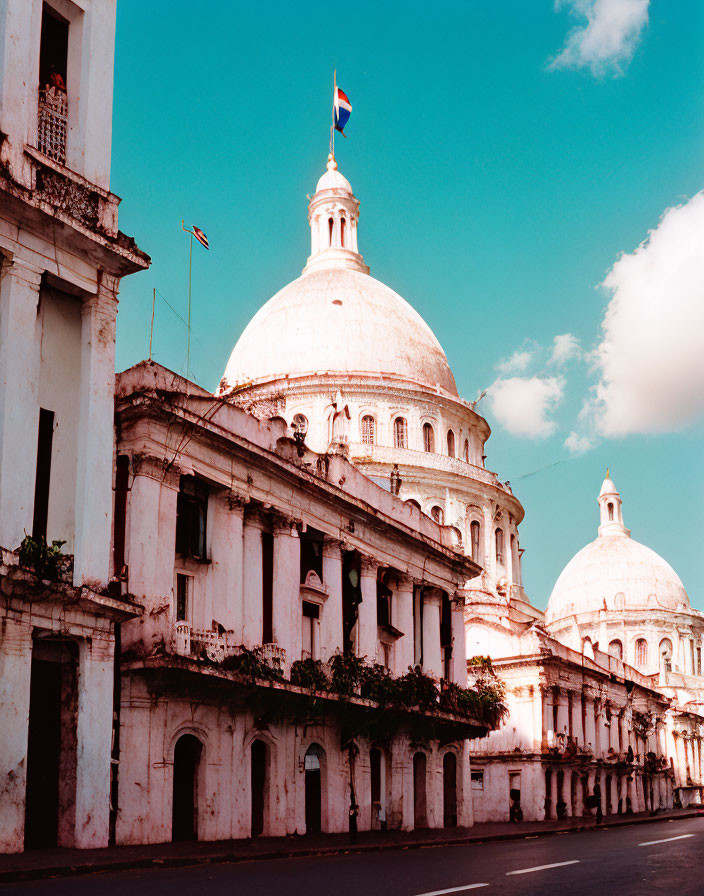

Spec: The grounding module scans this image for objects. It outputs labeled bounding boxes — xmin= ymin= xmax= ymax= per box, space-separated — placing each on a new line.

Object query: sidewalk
xmin=1 ymin=807 xmax=702 ymax=883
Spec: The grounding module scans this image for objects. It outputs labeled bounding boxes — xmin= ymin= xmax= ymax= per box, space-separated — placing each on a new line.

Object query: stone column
xmin=556 ymin=688 xmax=570 ymax=739
xmin=357 ymin=557 xmax=379 ymax=662
xmin=0 ymin=257 xmax=43 ymax=550
xmin=533 ymin=685 xmax=544 ymax=752
xmin=272 ymin=519 xmax=300 ymax=668
xmin=394 ymin=574 xmax=415 ymax=677
xmin=73 ymin=273 xmax=119 ymax=587
xmin=609 ymin=707 xmax=620 ymax=753
xmin=482 ymin=506 xmax=494 ymax=578
xmin=609 ymin=772 xmax=619 ymax=815
xmin=450 ymin=593 xmax=467 ymax=685
xmin=0 ymin=618 xmax=32 ymax=852
xmin=584 ymin=695 xmax=597 ymax=754
xmin=571 ymin=692 xmax=584 ymax=747
xmin=422 ymin=588 xmax=443 ymax=681
xmin=74 ymin=635 xmax=114 ymax=848
xmin=209 ymin=494 xmax=244 ymax=633
xmin=242 ymin=509 xmax=264 ymax=647
xmin=321 ymin=539 xmax=343 ymax=661
xmin=543 ymin=686 xmax=555 ymax=749
xmin=122 ymin=456 xmax=179 ymax=651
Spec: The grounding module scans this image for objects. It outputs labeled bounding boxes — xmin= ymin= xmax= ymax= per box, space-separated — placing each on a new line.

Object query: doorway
xmin=251 ymin=739 xmax=267 ymax=837
xmin=413 ymin=752 xmax=428 ymax=828
xmin=304 ymin=743 xmax=324 ymax=834
xmin=172 ymin=734 xmax=203 ymax=841
xmin=24 ymin=640 xmax=78 ymax=849
xmin=443 ymin=752 xmax=457 ymax=827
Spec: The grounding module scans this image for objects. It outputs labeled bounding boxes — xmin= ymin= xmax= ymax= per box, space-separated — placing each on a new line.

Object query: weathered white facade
xmin=113 ymin=362 xmax=489 ymax=844
xmin=0 ymin=0 xmax=147 ymax=853
xmin=219 ymin=156 xmax=538 ymax=637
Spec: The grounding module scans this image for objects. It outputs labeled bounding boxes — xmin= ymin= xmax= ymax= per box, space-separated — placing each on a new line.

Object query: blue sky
xmin=112 ymin=0 xmax=704 ymax=609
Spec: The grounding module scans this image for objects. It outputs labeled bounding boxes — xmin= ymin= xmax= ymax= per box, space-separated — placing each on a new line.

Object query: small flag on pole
xmin=334 ymin=87 xmax=352 ymax=133
xmin=192 ymin=226 xmax=209 ymax=250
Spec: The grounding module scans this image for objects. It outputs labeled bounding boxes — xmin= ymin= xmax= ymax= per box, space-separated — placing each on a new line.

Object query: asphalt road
xmin=3 ymin=816 xmax=703 ymax=896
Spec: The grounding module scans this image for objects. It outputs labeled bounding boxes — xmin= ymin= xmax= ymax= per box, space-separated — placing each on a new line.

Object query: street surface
xmin=2 ymin=816 xmax=703 ymax=896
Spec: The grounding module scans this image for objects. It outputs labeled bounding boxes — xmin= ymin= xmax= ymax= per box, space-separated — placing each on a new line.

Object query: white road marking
xmin=414 ymin=885 xmax=489 ymax=895
xmin=639 ymin=834 xmax=695 ymax=846
xmin=506 ymin=859 xmax=580 ymax=876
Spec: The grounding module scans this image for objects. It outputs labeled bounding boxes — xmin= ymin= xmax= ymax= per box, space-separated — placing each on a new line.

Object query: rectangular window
xmin=175 ymin=476 xmax=209 ymax=559
xmin=302 ymin=600 xmax=319 ymax=660
xmin=113 ymin=455 xmax=129 ymax=575
xmin=262 ymin=531 xmax=274 ymax=643
xmin=300 ymin=527 xmax=324 ymax=583
xmin=471 ymin=771 xmax=484 ymax=791
xmin=377 ymin=580 xmax=391 ymax=627
xmin=176 ymin=573 xmax=191 ymax=622
xmin=32 ymin=408 xmax=55 ymax=540
xmin=38 ymin=4 xmax=69 ymax=164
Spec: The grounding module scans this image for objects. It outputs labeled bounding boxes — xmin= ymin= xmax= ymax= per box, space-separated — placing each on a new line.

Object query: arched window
xmin=340 ymin=217 xmax=346 ymax=247
xmin=635 ymin=638 xmax=648 ymax=669
xmin=447 ymin=430 xmax=455 ymax=457
xmin=470 ymin=520 xmax=481 ymax=562
xmin=361 ymin=414 xmax=375 ymax=445
xmin=423 ymin=422 xmax=435 ymax=453
xmin=463 ymin=439 xmax=469 ymax=463
xmin=582 ymin=637 xmax=594 ymax=659
xmin=292 ymin=413 xmax=308 ymax=435
xmin=394 ymin=417 xmax=408 ymax=449
xmin=431 ymin=505 xmax=444 ymax=525
xmin=660 ymin=638 xmax=673 ymax=674
xmin=495 ymin=527 xmax=504 ymax=565
xmin=405 ymin=498 xmax=421 ymax=510
xmin=328 ymin=217 xmax=334 ymax=246
xmin=608 ymin=502 xmax=614 ymax=521
xmin=608 ymin=639 xmax=623 ymax=660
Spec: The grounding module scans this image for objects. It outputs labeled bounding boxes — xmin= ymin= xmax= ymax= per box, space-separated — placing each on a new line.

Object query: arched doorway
xmin=443 ymin=752 xmax=457 ymax=828
xmin=251 ymin=739 xmax=267 ymax=837
xmin=413 ymin=752 xmax=428 ymax=828
xmin=304 ymin=743 xmax=324 ymax=834
xmin=172 ymin=734 xmax=203 ymax=842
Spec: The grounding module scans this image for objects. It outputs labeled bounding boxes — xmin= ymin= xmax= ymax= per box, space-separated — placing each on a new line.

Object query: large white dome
xmin=546 ymin=475 xmax=690 ymax=623
xmin=220 ymin=156 xmax=458 ymax=397
xmin=221 ymin=267 xmax=458 ymax=395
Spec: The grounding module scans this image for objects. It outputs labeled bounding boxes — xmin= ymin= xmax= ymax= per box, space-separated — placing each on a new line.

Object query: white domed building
xmin=546 ymin=473 xmax=704 ymax=689
xmin=220 ymin=155 xmax=541 ymax=640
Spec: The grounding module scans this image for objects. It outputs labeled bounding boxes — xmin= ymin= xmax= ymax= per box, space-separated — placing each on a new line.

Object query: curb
xmin=1 ymin=810 xmax=702 ymax=883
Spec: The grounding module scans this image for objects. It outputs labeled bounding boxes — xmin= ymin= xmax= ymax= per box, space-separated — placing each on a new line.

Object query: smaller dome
xmin=546 ymin=474 xmax=690 ymax=623
xmin=315 ymin=155 xmax=352 ymax=194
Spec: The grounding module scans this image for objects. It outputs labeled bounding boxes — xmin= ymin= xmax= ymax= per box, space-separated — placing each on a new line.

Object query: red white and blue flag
xmin=192 ymin=226 xmax=209 ymax=250
xmin=334 ymin=87 xmax=352 ymax=133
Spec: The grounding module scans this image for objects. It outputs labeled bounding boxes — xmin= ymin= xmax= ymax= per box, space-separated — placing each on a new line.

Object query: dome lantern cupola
xmin=598 ymin=469 xmax=630 ymax=538
xmin=303 ymin=154 xmax=369 ymax=276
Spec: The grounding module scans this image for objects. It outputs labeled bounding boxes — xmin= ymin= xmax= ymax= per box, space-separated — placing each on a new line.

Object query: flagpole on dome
xmin=330 ymin=69 xmax=336 ymax=161
xmin=181 ymin=221 xmax=210 ymax=381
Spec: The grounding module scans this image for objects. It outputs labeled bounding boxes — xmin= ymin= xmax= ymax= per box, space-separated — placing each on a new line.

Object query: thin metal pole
xmin=148 ymin=287 xmax=155 ymax=360
xmin=186 ymin=231 xmax=193 ymax=379
xmin=331 ymin=69 xmax=336 ymax=159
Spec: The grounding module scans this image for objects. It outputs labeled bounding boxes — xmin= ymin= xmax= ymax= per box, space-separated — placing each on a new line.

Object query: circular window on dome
xmin=332 ymin=299 xmax=343 ymax=306
xmin=291 ymin=413 xmax=308 ymax=435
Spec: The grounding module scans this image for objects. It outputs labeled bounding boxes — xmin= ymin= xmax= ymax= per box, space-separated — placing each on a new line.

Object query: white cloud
xmin=588 ymin=191 xmax=704 ymax=437
xmin=564 ymin=431 xmax=593 ymax=454
xmin=549 ymin=0 xmax=649 ymax=75
xmin=495 ymin=349 xmax=534 ymax=375
xmin=550 ymin=333 xmax=582 ymax=366
xmin=488 ymin=376 xmax=565 ymax=439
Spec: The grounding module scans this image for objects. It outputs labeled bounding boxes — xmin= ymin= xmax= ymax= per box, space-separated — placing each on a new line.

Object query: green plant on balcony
xmin=18 ymin=533 xmax=66 ymax=582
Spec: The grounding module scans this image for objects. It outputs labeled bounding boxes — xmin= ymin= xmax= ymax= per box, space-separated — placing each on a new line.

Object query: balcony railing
xmin=37 ymin=88 xmax=68 ymax=165
xmin=172 ymin=623 xmax=288 ymax=672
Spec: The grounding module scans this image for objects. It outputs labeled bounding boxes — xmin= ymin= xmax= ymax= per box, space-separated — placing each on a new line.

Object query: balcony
xmin=172 ymin=623 xmax=288 ymax=673
xmin=37 ymin=88 xmax=68 ymax=165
